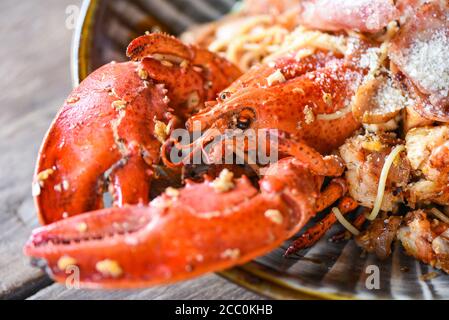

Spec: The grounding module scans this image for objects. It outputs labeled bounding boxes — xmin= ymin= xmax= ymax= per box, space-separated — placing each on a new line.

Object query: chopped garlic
xmin=137 ymin=68 xmax=149 ymax=80
xmin=187 ymin=91 xmax=200 ymax=110
xmin=57 ymin=256 xmax=77 ymax=271
xmin=165 ymin=187 xmax=180 ymax=198
xmin=35 ymin=168 xmax=55 ymax=192
xmin=199 ymin=211 xmax=222 ymax=219
xmin=303 ymin=105 xmax=315 ymax=124
xmin=322 ymin=92 xmax=333 ymax=106
xmin=96 ymin=259 xmax=123 ymax=278
xmin=32 ymin=182 xmax=41 ymax=196
xmin=211 ymin=169 xmax=235 ymax=193
xmin=111 ymin=100 xmax=127 ymax=111
xmin=362 ymin=139 xmax=384 ymax=152
xmin=264 ymin=209 xmax=283 ymax=225
xmin=62 ymin=180 xmax=70 ymax=191
xmin=36 ymin=168 xmax=55 ymax=183
xmin=293 ymin=88 xmax=305 ymax=95
xmin=154 ymin=120 xmax=168 ymax=143
xmin=76 ymin=222 xmax=88 ymax=233
xmin=221 ymin=248 xmax=240 ymax=260
xmin=150 ymin=197 xmax=172 ymax=209
xmin=161 ymin=60 xmax=174 ymax=67
xmin=66 ymin=96 xmax=80 ymax=104
xmin=53 ymin=180 xmax=70 ymax=192
xmin=180 ymin=60 xmax=189 ymax=68
xmin=266 ymin=69 xmax=286 ymax=86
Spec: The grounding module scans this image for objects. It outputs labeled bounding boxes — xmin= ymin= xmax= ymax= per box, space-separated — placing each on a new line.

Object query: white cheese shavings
xmin=374 ymin=77 xmax=411 ymax=113
xmin=403 ymin=31 xmax=449 ymax=98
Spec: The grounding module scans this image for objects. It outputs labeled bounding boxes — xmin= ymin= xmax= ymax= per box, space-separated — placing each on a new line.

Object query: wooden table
xmin=0 ymin=0 xmax=263 ymax=300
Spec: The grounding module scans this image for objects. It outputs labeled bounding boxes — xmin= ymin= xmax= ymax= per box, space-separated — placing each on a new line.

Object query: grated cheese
xmin=360 ymin=43 xmax=388 ymax=78
xmin=332 ymin=207 xmax=360 ymax=236
xmin=360 ymin=47 xmax=382 ymax=71
xmin=403 ymin=30 xmax=449 ymax=98
xmin=373 ymin=77 xmax=410 ymax=114
xmin=367 ymin=145 xmax=405 ymax=221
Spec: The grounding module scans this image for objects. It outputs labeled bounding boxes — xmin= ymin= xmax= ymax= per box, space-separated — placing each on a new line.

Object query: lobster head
xmin=183 ymin=50 xmax=364 ymax=161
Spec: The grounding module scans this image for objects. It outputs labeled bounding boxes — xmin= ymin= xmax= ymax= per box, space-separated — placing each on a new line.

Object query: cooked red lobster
xmin=24 ymin=0 xmax=449 ymax=288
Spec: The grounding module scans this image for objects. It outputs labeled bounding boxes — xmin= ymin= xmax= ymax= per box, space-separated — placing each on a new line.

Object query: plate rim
xmin=71 ymin=0 xmax=361 ymax=300
xmin=72 ymin=0 xmax=97 ymax=86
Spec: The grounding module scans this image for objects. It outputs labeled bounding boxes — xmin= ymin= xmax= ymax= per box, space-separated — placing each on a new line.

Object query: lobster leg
xmin=276 ymin=133 xmax=345 ymax=177
xmin=25 ymin=158 xmax=323 ymax=288
xmin=314 ymin=178 xmax=347 ymax=212
xmin=251 ymin=129 xmax=346 ymax=177
xmin=284 ymin=196 xmax=358 ymax=256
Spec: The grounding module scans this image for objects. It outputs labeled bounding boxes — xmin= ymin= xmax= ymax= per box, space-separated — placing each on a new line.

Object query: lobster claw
xmin=25 ymin=158 xmax=322 ymax=288
xmin=34 ymin=34 xmax=241 ymax=225
xmin=127 ymin=33 xmax=242 ymax=117
xmin=34 ymin=61 xmax=167 ymax=224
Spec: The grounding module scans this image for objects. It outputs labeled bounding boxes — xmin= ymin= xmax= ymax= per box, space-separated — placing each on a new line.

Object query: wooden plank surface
xmin=0 ymin=0 xmax=263 ymax=300
xmin=0 ymin=0 xmax=76 ymax=299
xmin=28 ymin=274 xmax=264 ymax=300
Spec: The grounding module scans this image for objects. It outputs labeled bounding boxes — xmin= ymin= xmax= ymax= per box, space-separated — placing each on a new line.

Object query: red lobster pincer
xmin=33 ymin=33 xmax=241 ymax=225
xmin=25 ymin=32 xmax=373 ymax=288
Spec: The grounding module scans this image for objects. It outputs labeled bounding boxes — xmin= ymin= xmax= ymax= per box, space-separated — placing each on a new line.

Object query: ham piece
xmin=299 ymin=0 xmax=399 ymax=33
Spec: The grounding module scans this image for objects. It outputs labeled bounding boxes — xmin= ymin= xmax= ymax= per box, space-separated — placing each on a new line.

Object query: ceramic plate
xmin=72 ymin=0 xmax=449 ymax=299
